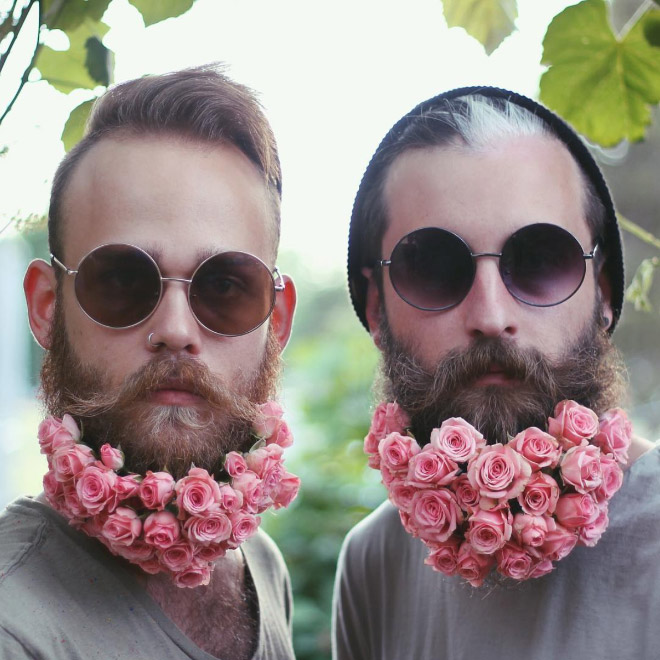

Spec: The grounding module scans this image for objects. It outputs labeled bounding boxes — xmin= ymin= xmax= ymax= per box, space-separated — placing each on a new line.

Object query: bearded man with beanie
xmin=332 ymin=87 xmax=659 ymax=659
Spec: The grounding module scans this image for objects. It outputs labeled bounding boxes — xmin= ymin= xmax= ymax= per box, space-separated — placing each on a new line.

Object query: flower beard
xmin=377 ymin=312 xmax=627 ymax=447
xmin=40 ymin=298 xmax=281 ymax=480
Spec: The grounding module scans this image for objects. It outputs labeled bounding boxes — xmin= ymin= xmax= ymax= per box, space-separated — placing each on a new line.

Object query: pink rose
xmin=173 ymin=559 xmax=212 ymax=588
xmin=379 ymin=432 xmax=420 ymax=474
xmin=196 ymin=544 xmax=227 ymax=562
xmin=100 ymin=444 xmax=124 ymax=470
xmin=51 ymin=443 xmax=95 ymax=482
xmin=467 ymin=444 xmax=531 ymax=501
xmin=184 ymin=509 xmax=232 ymax=545
xmin=117 ymin=539 xmax=155 ymax=563
xmin=540 ymin=522 xmax=579 ymax=561
xmin=451 ymin=474 xmax=481 ymax=514
xmin=388 ymin=479 xmax=417 ymax=513
xmin=175 ymin=467 xmax=221 ymax=516
xmin=273 ymin=472 xmax=300 ymax=509
xmin=228 ymin=511 xmax=260 ymax=548
xmin=38 ymin=415 xmax=80 ymax=455
xmin=246 ymin=445 xmax=284 ymax=485
xmin=366 ymin=402 xmax=410 ymax=447
xmin=465 ymin=507 xmax=513 ymax=554
xmin=555 ymin=493 xmax=599 ymax=529
xmin=510 ymin=427 xmax=561 ymax=471
xmin=578 ymin=503 xmax=609 ymax=547
xmin=496 ymin=541 xmax=534 ymax=580
xmin=144 ymin=511 xmax=181 ymax=549
xmin=560 ymin=445 xmax=603 ymax=494
xmin=101 ymin=507 xmax=142 ymax=547
xmin=159 ymin=541 xmax=195 ymax=572
xmin=456 ymin=542 xmax=495 ymax=587
xmin=409 ymin=488 xmax=463 ymax=543
xmin=43 ymin=469 xmax=64 ymax=502
xmin=137 ymin=556 xmax=163 ymax=575
xmin=140 ymin=471 xmax=175 ymax=510
xmin=424 ymin=536 xmax=461 ymax=576
xmin=253 ymin=401 xmax=284 ymax=438
xmin=76 ymin=464 xmax=118 ymax=515
xmin=115 ymin=474 xmax=141 ymax=501
xmin=224 ymin=452 xmax=248 ymax=478
xmin=62 ymin=482 xmax=86 ymax=519
xmin=528 ymin=557 xmax=555 ymax=579
xmin=548 ymin=400 xmax=599 ymax=449
xmin=267 ymin=419 xmax=294 ymax=448
xmin=513 ymin=513 xmax=555 ymax=548
xmin=593 ymin=454 xmax=624 ymax=503
xmin=518 ymin=472 xmax=560 ymax=516
xmin=593 ymin=408 xmax=632 ymax=464
xmin=217 ymin=484 xmax=244 ymax=513
xmin=407 ymin=447 xmax=458 ymax=488
xmin=430 ymin=417 xmax=485 ymax=462
xmin=231 ymin=471 xmax=264 ymax=513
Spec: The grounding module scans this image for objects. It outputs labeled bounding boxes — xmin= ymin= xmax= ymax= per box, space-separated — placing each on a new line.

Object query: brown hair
xmin=48 ymin=64 xmax=282 ymax=261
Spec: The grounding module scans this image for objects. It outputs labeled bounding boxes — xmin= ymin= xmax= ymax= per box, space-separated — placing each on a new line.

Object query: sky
xmin=0 ymin=0 xmax=574 ymax=278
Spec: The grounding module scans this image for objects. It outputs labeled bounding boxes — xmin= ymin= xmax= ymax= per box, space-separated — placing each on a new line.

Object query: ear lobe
xmin=596 ymin=265 xmax=614 ymax=331
xmin=364 ymin=268 xmax=384 ymax=349
xmin=270 ymin=274 xmax=297 ymax=350
xmin=24 ymin=259 xmax=58 ymax=350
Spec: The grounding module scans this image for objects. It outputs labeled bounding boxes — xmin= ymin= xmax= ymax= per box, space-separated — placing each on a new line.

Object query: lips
xmin=148 ymin=380 xmax=203 ymax=405
xmin=474 ymin=364 xmax=515 ymax=387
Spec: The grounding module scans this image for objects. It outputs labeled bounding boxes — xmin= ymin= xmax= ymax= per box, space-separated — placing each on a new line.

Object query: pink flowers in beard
xmin=593 ymin=408 xmax=633 ymax=464
xmin=430 ymin=417 xmax=485 ymax=463
xmin=560 ymin=445 xmax=603 ymax=494
xmin=364 ymin=402 xmax=410 ymax=467
xmin=173 ymin=560 xmax=212 ymax=589
xmin=593 ymin=454 xmax=624 ymax=503
xmin=409 ymin=489 xmax=463 ymax=543
xmin=38 ymin=414 xmax=80 ymax=454
xmin=139 ymin=471 xmax=175 ymax=510
xmin=100 ymin=444 xmax=124 ymax=470
xmin=548 ymin=400 xmax=599 ymax=450
xmin=101 ymin=507 xmax=142 ymax=547
xmin=175 ymin=467 xmax=221 ymax=517
xmin=76 ymin=464 xmax=118 ymax=515
xmin=465 ymin=508 xmax=513 ymax=554
xmin=227 ymin=511 xmax=260 ymax=549
xmin=467 ymin=443 xmax=532 ymax=502
xmin=509 ymin=428 xmax=561 ymax=471
xmin=518 ymin=472 xmax=560 ymax=516
xmin=272 ymin=472 xmax=300 ymax=509
xmin=407 ymin=448 xmax=459 ymax=489
xmin=143 ymin=511 xmax=180 ymax=549
xmin=379 ymin=433 xmax=421 ymax=475
xmin=184 ymin=510 xmax=232 ymax=545
xmin=554 ymin=493 xmax=599 ymax=529
xmin=456 ymin=543 xmax=495 ymax=587
xmin=424 ymin=536 xmax=461 ymax=576
xmin=51 ymin=443 xmax=95 ymax=482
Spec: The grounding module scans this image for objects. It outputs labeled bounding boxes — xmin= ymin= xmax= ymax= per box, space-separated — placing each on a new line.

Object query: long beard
xmin=40 ymin=298 xmax=281 ymax=479
xmin=378 ymin=312 xmax=627 ymax=446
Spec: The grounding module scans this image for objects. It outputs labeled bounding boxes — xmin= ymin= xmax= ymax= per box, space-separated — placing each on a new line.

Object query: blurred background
xmin=1 ymin=0 xmax=659 ymax=658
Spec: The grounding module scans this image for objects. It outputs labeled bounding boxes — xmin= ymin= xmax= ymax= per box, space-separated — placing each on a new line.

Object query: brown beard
xmin=378 ymin=312 xmax=627 ymax=447
xmin=40 ymin=297 xmax=281 ymax=480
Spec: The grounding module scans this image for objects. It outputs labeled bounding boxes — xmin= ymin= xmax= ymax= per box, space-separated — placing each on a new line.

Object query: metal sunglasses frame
xmin=51 ymin=243 xmax=285 ymax=336
xmin=377 ymin=223 xmax=599 ymax=311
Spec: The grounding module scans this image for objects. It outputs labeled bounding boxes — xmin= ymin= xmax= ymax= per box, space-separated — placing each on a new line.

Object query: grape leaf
xmin=128 ymin=0 xmax=195 ymax=27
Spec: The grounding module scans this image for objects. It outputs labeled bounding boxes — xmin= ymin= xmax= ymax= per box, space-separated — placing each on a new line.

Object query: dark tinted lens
xmin=76 ymin=245 xmax=161 ymax=327
xmin=500 ymin=224 xmax=587 ymax=306
xmin=388 ymin=228 xmax=474 ymax=310
xmin=190 ymin=252 xmax=275 ymax=336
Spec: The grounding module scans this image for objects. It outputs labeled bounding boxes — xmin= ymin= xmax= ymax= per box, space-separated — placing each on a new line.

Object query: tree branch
xmin=0 ymin=0 xmax=36 ymax=74
xmin=618 ymin=214 xmax=660 ymax=250
xmin=0 ymin=0 xmax=40 ymax=127
xmin=0 ymin=0 xmax=22 ymax=44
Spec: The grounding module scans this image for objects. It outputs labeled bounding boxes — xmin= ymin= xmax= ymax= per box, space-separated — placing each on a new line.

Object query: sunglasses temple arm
xmin=50 ymin=254 xmax=78 ymax=276
xmin=273 ymin=267 xmax=285 ymax=292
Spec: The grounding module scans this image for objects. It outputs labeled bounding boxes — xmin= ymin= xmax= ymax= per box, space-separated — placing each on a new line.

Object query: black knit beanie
xmin=347 ymin=86 xmax=624 ymax=334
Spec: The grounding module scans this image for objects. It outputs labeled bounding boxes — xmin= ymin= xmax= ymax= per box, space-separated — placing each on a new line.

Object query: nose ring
xmin=147 ymin=332 xmax=163 ymax=348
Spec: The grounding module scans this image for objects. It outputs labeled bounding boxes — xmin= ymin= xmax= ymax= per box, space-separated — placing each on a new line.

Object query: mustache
xmin=63 ymin=354 xmax=258 ymax=422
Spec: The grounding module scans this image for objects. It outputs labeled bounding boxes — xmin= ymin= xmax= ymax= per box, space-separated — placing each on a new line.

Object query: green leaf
xmin=625 ymin=256 xmax=659 ymax=312
xmin=128 ymin=0 xmax=195 ymax=27
xmin=61 ymin=99 xmax=94 ymax=151
xmin=85 ymin=35 xmax=113 ymax=86
xmin=540 ymin=0 xmax=660 ymax=146
xmin=443 ymin=0 xmax=518 ymax=55
xmin=43 ymin=0 xmax=111 ymax=31
xmin=36 ymin=18 xmax=111 ymax=93
xmin=643 ymin=11 xmax=660 ymax=47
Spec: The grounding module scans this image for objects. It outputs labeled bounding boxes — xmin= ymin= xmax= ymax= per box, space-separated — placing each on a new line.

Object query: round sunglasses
xmin=377 ymin=223 xmax=598 ymax=311
xmin=51 ymin=244 xmax=284 ymax=337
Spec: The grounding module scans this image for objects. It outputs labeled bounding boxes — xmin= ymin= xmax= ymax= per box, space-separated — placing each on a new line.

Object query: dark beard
xmin=378 ymin=313 xmax=627 ymax=446
xmin=40 ymin=297 xmax=281 ymax=480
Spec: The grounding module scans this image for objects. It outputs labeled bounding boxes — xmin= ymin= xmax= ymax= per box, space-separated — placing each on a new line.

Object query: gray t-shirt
xmin=333 ymin=445 xmax=660 ymax=660
xmin=0 ymin=497 xmax=295 ymax=659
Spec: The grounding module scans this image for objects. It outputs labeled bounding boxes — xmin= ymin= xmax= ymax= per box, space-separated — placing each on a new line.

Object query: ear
xmin=270 ymin=274 xmax=297 ymax=350
xmin=363 ymin=267 xmax=384 ymax=349
xmin=24 ymin=259 xmax=58 ymax=350
xmin=597 ymin=265 xmax=614 ymax=331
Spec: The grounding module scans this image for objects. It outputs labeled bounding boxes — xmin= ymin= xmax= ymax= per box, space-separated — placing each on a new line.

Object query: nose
xmin=460 ymin=257 xmax=518 ymax=340
xmin=145 ymin=280 xmax=202 ymax=354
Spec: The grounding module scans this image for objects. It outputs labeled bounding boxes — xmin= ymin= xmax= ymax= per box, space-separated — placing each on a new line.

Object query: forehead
xmin=381 ymin=134 xmax=591 ymax=253
xmin=60 ymin=135 xmax=275 ymax=267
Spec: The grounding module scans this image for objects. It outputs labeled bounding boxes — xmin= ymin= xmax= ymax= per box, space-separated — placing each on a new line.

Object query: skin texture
xmin=365 ymin=135 xmax=613 ymax=372
xmin=25 ymin=135 xmax=296 ymax=397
